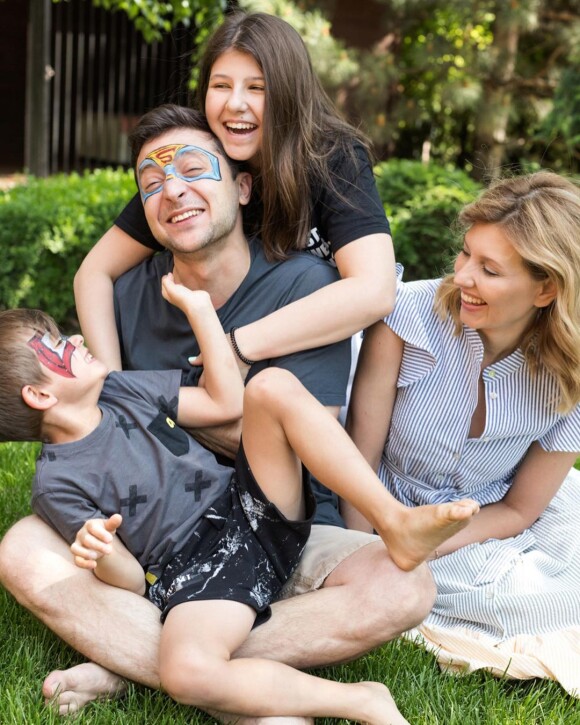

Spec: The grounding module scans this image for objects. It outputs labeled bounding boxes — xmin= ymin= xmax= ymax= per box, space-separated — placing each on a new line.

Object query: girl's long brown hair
xmin=197 ymin=11 xmax=370 ymax=260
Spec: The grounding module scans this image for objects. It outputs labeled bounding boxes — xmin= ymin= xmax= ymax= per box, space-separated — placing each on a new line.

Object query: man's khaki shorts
xmin=277 ymin=524 xmax=379 ymax=599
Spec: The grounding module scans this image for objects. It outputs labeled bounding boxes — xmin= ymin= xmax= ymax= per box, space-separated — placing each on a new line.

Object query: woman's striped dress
xmin=378 ymin=274 xmax=580 ymax=641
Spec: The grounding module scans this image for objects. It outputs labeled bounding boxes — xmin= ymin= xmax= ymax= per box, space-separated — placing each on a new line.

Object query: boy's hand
xmin=161 ymin=272 xmax=212 ymax=313
xmin=71 ymin=513 xmax=122 ymax=570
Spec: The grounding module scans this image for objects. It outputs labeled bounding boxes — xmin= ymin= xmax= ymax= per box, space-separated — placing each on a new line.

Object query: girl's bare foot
xmin=378 ymin=499 xmax=480 ymax=571
xmin=43 ymin=662 xmax=126 ymax=715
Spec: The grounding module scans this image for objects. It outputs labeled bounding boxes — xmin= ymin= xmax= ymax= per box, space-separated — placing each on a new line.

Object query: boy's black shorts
xmin=147 ymin=440 xmax=315 ymax=626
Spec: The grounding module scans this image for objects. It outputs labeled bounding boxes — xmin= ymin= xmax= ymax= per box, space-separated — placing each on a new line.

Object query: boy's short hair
xmin=0 ymin=309 xmax=60 ymax=442
xmin=128 ymin=104 xmax=243 ymax=180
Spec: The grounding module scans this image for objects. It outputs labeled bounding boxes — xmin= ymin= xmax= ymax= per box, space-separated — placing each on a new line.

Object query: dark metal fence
xmin=27 ymin=0 xmax=196 ymax=175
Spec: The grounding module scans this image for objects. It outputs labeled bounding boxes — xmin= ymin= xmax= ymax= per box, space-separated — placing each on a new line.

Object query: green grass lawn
xmin=1 ymin=441 xmax=579 ymax=724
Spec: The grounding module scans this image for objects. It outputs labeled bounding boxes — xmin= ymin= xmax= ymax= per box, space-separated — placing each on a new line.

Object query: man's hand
xmin=161 ymin=272 xmax=212 ymax=314
xmin=71 ymin=514 xmax=122 ymax=570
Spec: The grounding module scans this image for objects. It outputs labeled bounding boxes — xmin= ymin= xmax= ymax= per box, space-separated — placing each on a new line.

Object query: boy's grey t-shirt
xmin=31 ymin=370 xmax=234 ymax=579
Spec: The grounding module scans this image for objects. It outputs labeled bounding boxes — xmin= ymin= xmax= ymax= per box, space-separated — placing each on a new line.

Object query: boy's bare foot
xmin=357 ymin=681 xmax=409 ymax=725
xmin=379 ymin=499 xmax=480 ymax=572
xmin=43 ymin=662 xmax=127 ymax=715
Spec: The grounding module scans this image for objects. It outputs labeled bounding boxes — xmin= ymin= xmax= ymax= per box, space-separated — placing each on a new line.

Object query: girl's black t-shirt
xmin=114 ymin=142 xmax=391 ymax=264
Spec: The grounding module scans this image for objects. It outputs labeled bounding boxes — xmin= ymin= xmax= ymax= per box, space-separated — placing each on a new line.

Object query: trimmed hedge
xmin=0 ymin=168 xmax=137 ymax=326
xmin=0 ymin=161 xmax=480 ymax=325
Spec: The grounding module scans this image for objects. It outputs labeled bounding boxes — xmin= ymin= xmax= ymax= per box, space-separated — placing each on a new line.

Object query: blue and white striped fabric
xmin=378 ymin=275 xmax=580 ymax=640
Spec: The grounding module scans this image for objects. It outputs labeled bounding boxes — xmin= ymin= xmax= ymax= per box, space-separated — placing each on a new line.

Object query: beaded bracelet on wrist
xmin=229 ymin=327 xmax=256 ymax=366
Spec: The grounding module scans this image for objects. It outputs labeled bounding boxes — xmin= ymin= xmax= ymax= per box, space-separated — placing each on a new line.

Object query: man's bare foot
xmin=43 ymin=662 xmax=127 ymax=715
xmin=357 ymin=681 xmax=409 ymax=724
xmin=378 ymin=499 xmax=480 ymax=572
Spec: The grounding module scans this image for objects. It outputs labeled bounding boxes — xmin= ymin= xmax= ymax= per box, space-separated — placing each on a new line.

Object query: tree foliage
xmin=239 ymin=0 xmax=360 ymax=90
xmin=297 ymin=0 xmax=580 ymax=173
xmin=536 ymin=68 xmax=580 ymax=164
xmin=54 ymin=0 xmax=580 ymax=174
xmin=55 ymin=0 xmax=228 ymax=43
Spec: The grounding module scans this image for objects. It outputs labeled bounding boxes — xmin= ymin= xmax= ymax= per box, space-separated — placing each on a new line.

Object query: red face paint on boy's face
xmin=27 ymin=332 xmax=76 ymax=378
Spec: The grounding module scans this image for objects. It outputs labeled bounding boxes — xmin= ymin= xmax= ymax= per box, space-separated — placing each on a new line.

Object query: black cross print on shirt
xmin=157 ymin=395 xmax=179 ymax=419
xmin=185 ymin=470 xmax=212 ymax=501
xmin=116 ymin=414 xmax=138 ymax=439
xmin=120 ymin=485 xmax=148 ymax=516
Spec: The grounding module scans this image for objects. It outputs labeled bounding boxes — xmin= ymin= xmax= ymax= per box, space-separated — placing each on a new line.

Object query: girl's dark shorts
xmin=147 ymin=440 xmax=315 ymax=626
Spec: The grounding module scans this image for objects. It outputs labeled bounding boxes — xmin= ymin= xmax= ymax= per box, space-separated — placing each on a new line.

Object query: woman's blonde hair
xmin=436 ymin=171 xmax=580 ymax=412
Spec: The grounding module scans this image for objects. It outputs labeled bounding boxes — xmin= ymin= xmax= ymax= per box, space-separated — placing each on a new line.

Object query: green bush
xmin=0 ymin=161 xmax=478 ymax=327
xmin=0 ymin=168 xmax=137 ymax=327
xmin=375 ymin=160 xmax=481 ymax=280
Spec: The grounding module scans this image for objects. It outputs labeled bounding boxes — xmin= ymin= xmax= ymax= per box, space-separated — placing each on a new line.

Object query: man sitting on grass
xmin=0 ymin=104 xmax=476 ymax=718
xmin=0 ymin=284 xmax=479 ymax=721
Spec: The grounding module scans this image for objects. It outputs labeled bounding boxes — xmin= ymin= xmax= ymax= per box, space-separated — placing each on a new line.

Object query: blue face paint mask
xmin=137 ymin=144 xmax=222 ymax=203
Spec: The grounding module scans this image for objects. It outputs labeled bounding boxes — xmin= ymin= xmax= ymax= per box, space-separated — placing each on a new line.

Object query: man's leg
xmin=0 ymin=516 xmax=160 ymax=713
xmin=239 ymin=531 xmax=433 ymax=668
xmin=0 ymin=513 xmax=432 ymax=713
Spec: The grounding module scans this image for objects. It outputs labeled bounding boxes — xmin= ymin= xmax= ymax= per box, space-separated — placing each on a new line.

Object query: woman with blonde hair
xmin=347 ymin=171 xmax=580 ymax=693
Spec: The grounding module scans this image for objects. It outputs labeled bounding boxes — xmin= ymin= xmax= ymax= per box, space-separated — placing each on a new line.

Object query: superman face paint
xmin=137 ymin=144 xmax=222 ymax=203
xmin=28 ymin=332 xmax=76 ymax=379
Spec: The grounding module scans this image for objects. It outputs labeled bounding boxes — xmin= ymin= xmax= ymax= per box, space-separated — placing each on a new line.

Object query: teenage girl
xmin=74 ymin=11 xmax=396 ymax=370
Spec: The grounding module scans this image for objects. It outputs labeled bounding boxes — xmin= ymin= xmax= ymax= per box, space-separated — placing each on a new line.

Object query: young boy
xmin=0 ymin=276 xmax=478 ymax=722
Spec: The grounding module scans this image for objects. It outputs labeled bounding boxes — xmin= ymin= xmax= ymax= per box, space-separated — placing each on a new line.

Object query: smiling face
xmin=453 ymin=223 xmax=556 ymax=354
xmin=204 ymin=49 xmax=265 ymax=166
xmin=138 ymin=143 xmax=222 ymax=204
xmin=136 ymin=128 xmax=251 ymax=256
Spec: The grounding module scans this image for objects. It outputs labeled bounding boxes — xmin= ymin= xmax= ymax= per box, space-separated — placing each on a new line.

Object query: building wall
xmin=4 ymin=0 xmax=196 ymax=177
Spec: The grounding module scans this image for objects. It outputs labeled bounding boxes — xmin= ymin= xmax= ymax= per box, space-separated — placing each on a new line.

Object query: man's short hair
xmin=128 ymin=104 xmax=242 ymax=179
xmin=0 ymin=309 xmax=60 ymax=442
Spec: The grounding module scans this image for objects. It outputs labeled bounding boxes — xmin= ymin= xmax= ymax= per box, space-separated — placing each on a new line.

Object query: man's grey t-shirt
xmin=113 ymin=237 xmax=351 ymax=407
xmin=31 ymin=371 xmax=235 ymax=580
